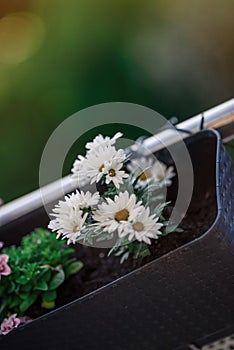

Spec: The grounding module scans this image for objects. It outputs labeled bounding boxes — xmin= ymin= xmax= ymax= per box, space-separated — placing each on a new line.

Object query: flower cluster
xmin=127 ymin=157 xmax=175 ymax=188
xmin=0 ymin=314 xmax=20 ymax=335
xmin=71 ymin=132 xmax=128 ymax=189
xmin=48 ymin=191 xmax=100 ymax=244
xmin=93 ymin=191 xmax=163 ymax=245
xmin=0 ymin=314 xmax=31 ymax=336
xmin=49 ymin=133 xmax=175 ymax=262
xmin=0 ymin=229 xmax=83 ymax=335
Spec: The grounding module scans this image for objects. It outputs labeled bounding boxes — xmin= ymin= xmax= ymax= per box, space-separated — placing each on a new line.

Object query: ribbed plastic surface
xmin=0 ymin=130 xmax=233 ymax=350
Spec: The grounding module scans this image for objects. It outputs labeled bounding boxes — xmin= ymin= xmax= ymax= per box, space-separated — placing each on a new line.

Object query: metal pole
xmin=141 ymin=98 xmax=234 ymax=155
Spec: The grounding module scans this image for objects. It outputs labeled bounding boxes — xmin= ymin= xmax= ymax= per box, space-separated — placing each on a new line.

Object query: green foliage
xmin=109 ymin=240 xmax=151 ymax=264
xmin=0 ymin=229 xmax=83 ymax=322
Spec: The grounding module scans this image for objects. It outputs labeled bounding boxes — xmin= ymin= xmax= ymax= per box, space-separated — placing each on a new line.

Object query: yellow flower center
xmin=99 ymin=164 xmax=104 ymax=172
xmin=132 ymin=222 xmax=144 ymax=232
xmin=73 ymin=225 xmax=79 ymax=233
xmin=109 ymin=168 xmax=116 ymax=177
xmin=114 ymin=209 xmax=129 ymax=222
xmin=139 ymin=169 xmax=152 ymax=181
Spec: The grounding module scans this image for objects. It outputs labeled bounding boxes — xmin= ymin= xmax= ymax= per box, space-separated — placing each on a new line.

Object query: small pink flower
xmin=0 ymin=254 xmax=11 ymax=277
xmin=0 ymin=242 xmax=4 ymax=249
xmin=0 ymin=314 xmax=20 ymax=335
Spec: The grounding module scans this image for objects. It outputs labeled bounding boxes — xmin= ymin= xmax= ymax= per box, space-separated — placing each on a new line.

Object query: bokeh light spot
xmin=0 ymin=12 xmax=45 ymax=65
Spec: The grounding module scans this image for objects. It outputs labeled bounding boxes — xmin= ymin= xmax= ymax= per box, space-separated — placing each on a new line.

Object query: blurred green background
xmin=0 ymin=0 xmax=233 ymax=202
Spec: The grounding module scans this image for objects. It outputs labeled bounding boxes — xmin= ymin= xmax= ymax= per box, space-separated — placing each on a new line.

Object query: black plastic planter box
xmin=0 ymin=130 xmax=233 ymax=350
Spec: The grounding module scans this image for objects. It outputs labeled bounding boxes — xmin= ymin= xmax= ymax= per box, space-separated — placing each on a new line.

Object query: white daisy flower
xmin=85 ymin=145 xmax=126 ymax=185
xmin=127 ymin=157 xmax=175 ymax=188
xmin=64 ymin=190 xmax=100 ymax=209
xmin=155 ymin=163 xmax=175 ymax=187
xmin=48 ymin=210 xmax=88 ymax=245
xmin=119 ymin=206 xmax=163 ymax=245
xmin=86 ymin=132 xmax=123 ymax=152
xmin=48 ymin=190 xmax=99 ymax=244
xmin=71 ymin=133 xmax=126 ymax=188
xmin=93 ymin=191 xmax=143 ymax=234
xmin=102 ymin=158 xmax=128 ymax=189
xmin=52 ymin=190 xmax=99 ymax=214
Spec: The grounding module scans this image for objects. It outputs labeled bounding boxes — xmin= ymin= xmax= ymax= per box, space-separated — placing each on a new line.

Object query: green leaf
xmin=34 ymin=280 xmax=48 ymax=291
xmin=175 ymin=227 xmax=184 ymax=233
xmin=10 ymin=297 xmax=22 ymax=308
xmin=21 ymin=284 xmax=32 ymax=292
xmin=41 ymin=270 xmax=52 ymax=282
xmin=42 ymin=290 xmax=57 ymax=302
xmin=165 ymin=224 xmax=182 ymax=234
xmin=48 ymin=270 xmax=65 ymax=290
xmin=120 ymin=252 xmax=130 ymax=264
xmin=19 ymin=293 xmax=38 ymax=313
xmin=0 ymin=302 xmax=7 ymax=316
xmin=41 ymin=300 xmax=55 ymax=309
xmin=19 ymin=293 xmax=30 ymax=300
xmin=8 ymin=282 xmax=16 ymax=293
xmin=66 ymin=261 xmax=83 ymax=276
xmin=62 ymin=248 xmax=75 ymax=256
xmin=138 ymin=247 xmax=150 ymax=258
xmin=16 ymin=276 xmax=29 ymax=285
